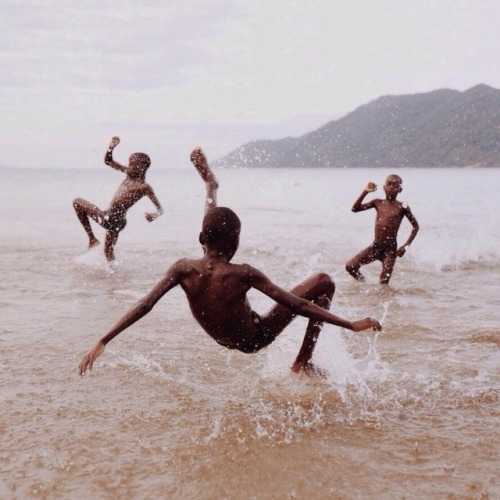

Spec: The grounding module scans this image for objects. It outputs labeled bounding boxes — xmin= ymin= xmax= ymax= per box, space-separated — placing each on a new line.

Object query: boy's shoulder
xmin=127 ymin=177 xmax=153 ymax=191
xmin=394 ymin=199 xmax=409 ymax=210
xmin=229 ymin=261 xmax=259 ymax=272
xmin=215 ymin=260 xmax=264 ymax=280
xmin=233 ymin=262 xmax=269 ymax=282
xmin=174 ymin=256 xmax=202 ymax=268
xmin=166 ymin=256 xmax=199 ymax=275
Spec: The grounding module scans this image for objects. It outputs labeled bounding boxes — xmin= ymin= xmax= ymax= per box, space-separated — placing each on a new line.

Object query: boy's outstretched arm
xmin=248 ymin=266 xmax=381 ymax=332
xmin=104 ymin=136 xmax=128 ymax=173
xmin=397 ymin=207 xmax=420 ymax=257
xmin=79 ymin=262 xmax=184 ymax=376
xmin=351 ymin=182 xmax=377 ymax=212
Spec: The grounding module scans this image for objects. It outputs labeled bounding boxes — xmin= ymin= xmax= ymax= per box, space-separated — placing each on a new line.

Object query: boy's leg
xmin=345 ymin=246 xmax=376 ymax=281
xmin=380 ymin=253 xmax=397 ymax=284
xmin=104 ymin=230 xmax=120 ymax=262
xmin=260 ymin=272 xmax=335 ymax=374
xmin=73 ymin=198 xmax=104 ymax=248
xmin=190 ymin=148 xmax=219 ymax=213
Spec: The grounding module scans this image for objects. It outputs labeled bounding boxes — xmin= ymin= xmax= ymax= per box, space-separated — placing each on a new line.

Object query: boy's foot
xmin=88 ymin=238 xmax=100 ymax=249
xmin=190 ymin=148 xmax=214 ymax=184
xmin=291 ymin=361 xmax=327 ymax=379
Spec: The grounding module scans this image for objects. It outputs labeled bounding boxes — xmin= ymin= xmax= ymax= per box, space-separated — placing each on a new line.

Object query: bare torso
xmin=108 ymin=177 xmax=152 ymax=218
xmin=373 ymin=199 xmax=406 ymax=244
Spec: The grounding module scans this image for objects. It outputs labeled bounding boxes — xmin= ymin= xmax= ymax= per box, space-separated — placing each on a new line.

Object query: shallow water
xmin=1 ymin=166 xmax=499 ymax=499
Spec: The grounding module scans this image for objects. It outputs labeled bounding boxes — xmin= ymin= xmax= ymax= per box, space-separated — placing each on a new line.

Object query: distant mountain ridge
xmin=215 ymin=84 xmax=500 ymax=168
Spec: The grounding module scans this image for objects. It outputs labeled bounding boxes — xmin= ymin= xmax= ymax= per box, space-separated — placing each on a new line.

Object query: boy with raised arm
xmin=79 ymin=148 xmax=381 ymax=378
xmin=73 ymin=136 xmax=164 ymax=261
xmin=345 ymin=175 xmax=419 ymax=285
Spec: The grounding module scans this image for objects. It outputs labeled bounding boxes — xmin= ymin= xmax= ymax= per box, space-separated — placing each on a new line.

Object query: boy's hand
xmin=79 ymin=341 xmax=105 ymax=376
xmin=365 ymin=182 xmax=377 ymax=192
xmin=145 ymin=212 xmax=158 ymax=222
xmin=351 ymin=318 xmax=382 ymax=332
xmin=396 ymin=246 xmax=406 ymax=258
xmin=108 ymin=136 xmax=120 ymax=150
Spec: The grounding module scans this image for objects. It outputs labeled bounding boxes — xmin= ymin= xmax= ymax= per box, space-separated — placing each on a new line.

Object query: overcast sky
xmin=1 ymin=0 xmax=499 ymax=169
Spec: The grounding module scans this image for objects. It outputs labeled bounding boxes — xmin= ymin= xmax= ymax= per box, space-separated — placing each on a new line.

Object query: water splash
xmin=72 ymin=247 xmax=120 ymax=274
xmin=106 ymin=350 xmax=173 ymax=382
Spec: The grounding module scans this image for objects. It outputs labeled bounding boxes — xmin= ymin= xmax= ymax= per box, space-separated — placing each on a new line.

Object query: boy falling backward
xmin=73 ymin=136 xmax=163 ymax=261
xmin=79 ymin=148 xmax=381 ymax=377
xmin=345 ymin=175 xmax=419 ymax=285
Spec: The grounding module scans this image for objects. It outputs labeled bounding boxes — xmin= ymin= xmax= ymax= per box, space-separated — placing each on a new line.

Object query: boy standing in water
xmin=345 ymin=175 xmax=419 ymax=285
xmin=73 ymin=136 xmax=164 ymax=261
xmin=79 ymin=148 xmax=381 ymax=377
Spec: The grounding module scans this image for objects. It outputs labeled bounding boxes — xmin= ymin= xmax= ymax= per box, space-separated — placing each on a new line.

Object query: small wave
xmin=469 ymin=329 xmax=500 ymax=346
xmin=113 ymin=289 xmax=143 ymax=300
xmin=106 ymin=350 xmax=173 ymax=381
xmin=72 ymin=248 xmax=120 ymax=274
xmin=440 ymin=258 xmax=497 ymax=273
xmin=417 ymin=242 xmax=500 ymax=273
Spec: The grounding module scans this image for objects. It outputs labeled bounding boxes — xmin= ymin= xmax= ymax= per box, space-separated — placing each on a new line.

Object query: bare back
xmin=174 ymin=256 xmax=259 ymax=348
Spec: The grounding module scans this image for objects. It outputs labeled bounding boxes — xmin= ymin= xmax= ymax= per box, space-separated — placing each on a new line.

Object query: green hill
xmin=215 ymin=84 xmax=500 ymax=168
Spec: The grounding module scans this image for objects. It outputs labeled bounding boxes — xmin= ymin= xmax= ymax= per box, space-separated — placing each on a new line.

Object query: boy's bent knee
xmin=315 ymin=272 xmax=335 ymax=295
xmin=315 ymin=271 xmax=333 ymax=283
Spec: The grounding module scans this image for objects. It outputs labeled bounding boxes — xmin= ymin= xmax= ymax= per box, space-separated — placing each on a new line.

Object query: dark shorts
xmin=97 ymin=211 xmax=127 ymax=232
xmin=232 ymin=312 xmax=275 ymax=354
xmin=370 ymin=242 xmax=397 ymax=261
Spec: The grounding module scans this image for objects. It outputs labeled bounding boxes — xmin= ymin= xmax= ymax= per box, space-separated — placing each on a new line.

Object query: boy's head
xmin=200 ymin=207 xmax=241 ymax=259
xmin=384 ymin=174 xmax=403 ymax=199
xmin=129 ymin=153 xmax=151 ymax=177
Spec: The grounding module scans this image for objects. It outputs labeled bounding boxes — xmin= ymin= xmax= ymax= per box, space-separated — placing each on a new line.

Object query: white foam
xmin=107 ymin=351 xmax=172 ymax=381
xmin=261 ymin=320 xmax=392 ymax=404
xmin=72 ymin=247 xmax=120 ymax=273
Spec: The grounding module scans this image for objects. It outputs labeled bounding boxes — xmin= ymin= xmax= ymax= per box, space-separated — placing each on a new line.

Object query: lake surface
xmin=1 ymin=166 xmax=499 ymax=498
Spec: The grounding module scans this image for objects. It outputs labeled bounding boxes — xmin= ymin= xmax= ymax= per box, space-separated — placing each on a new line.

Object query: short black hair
xmin=201 ymin=207 xmax=241 ymax=247
xmin=386 ymin=174 xmax=402 ymax=184
xmin=130 ymin=152 xmax=151 ymax=170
